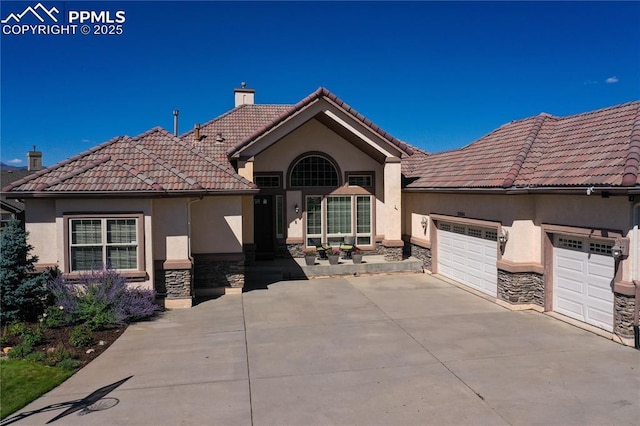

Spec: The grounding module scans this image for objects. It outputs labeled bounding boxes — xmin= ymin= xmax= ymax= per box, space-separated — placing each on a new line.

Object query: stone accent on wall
xmin=194 ymin=259 xmax=244 ymax=288
xmin=383 ymin=246 xmax=403 ymax=261
xmin=410 ymin=244 xmax=432 ymax=271
xmin=614 ymin=293 xmax=635 ymax=338
xmin=286 ymin=243 xmax=304 ymax=258
xmin=497 ymin=269 xmax=544 ymax=307
xmin=155 ymin=268 xmax=193 ymax=299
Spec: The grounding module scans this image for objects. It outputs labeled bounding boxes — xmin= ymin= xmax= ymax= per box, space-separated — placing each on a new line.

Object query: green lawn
xmin=0 ymin=359 xmax=73 ymax=419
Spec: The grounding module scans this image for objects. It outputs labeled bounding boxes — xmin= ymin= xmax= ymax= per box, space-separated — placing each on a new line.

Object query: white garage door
xmin=553 ymin=236 xmax=614 ymax=332
xmin=437 ymin=222 xmax=498 ymax=297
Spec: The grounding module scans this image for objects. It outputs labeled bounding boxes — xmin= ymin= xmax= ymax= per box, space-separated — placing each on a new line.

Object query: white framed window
xmin=305 ymin=195 xmax=372 ymax=247
xmin=69 ymin=217 xmax=139 ymax=271
xmin=306 ymin=196 xmax=323 ymax=246
xmin=355 ymin=195 xmax=372 ymax=245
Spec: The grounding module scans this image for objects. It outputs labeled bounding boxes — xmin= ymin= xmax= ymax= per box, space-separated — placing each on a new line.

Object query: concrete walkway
xmin=6 ymin=274 xmax=640 ymax=425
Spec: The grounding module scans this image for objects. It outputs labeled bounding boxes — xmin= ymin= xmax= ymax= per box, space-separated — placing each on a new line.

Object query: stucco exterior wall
xmin=253 ymin=118 xmax=401 ymax=245
xmin=152 ymin=198 xmax=189 ymax=260
xmin=24 ymin=199 xmax=57 ymax=265
xmin=190 ymin=196 xmax=243 ymax=254
xmin=404 ymin=192 xmax=634 ymax=281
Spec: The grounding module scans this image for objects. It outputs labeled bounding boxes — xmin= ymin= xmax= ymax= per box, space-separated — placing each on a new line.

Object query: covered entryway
xmin=437 ymin=221 xmax=498 ymax=297
xmin=553 ymin=235 xmax=614 ymax=332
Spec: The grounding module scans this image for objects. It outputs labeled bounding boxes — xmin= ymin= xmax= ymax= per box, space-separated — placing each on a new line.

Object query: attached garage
xmin=437 ymin=221 xmax=498 ymax=297
xmin=553 ymin=235 xmax=615 ymax=332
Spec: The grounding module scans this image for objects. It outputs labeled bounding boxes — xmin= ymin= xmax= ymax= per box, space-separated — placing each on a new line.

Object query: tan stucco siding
xmin=253 ymin=119 xmax=402 ymax=243
xmin=190 ymin=196 xmax=243 ymax=254
xmin=24 ymin=199 xmax=57 ymax=265
xmin=405 ymin=192 xmax=634 ymax=281
xmin=254 ymin=119 xmax=383 ymax=180
xmin=152 ymin=198 xmax=189 ymax=260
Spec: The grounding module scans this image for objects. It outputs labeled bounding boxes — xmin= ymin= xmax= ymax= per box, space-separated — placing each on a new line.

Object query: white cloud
xmin=605 ymin=76 xmax=619 ymax=84
xmin=7 ymin=158 xmax=23 ymax=164
xmin=81 ymin=138 xmax=91 ymax=143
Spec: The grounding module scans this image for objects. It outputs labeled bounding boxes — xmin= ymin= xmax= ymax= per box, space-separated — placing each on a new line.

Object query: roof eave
xmin=4 ymin=188 xmax=259 ymax=199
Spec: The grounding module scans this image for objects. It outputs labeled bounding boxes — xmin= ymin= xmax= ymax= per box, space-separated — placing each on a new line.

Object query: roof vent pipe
xmin=194 ymin=123 xmax=201 ymax=141
xmin=173 ymin=110 xmax=179 ymax=136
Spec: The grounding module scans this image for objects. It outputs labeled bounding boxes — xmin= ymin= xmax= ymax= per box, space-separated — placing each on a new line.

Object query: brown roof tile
xmin=4 ymin=128 xmax=257 ymax=195
xmin=406 ymin=101 xmax=640 ymax=189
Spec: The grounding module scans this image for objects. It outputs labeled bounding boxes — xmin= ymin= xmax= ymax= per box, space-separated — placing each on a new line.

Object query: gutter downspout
xmin=188 ymin=196 xmax=204 ymax=298
xmin=634 ymin=203 xmax=640 ymax=349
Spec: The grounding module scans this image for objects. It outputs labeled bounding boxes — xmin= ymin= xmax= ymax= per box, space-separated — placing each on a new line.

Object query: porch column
xmin=382 ymin=156 xmax=403 ymax=260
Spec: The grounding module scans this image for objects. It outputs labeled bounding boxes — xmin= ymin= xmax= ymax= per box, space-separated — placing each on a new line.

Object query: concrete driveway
xmin=6 ymin=273 xmax=640 ymax=425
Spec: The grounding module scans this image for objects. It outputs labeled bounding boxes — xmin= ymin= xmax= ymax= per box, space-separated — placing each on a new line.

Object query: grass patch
xmin=0 ymin=359 xmax=73 ymax=419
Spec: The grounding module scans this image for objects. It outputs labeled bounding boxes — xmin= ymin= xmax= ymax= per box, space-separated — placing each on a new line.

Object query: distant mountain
xmin=0 ymin=162 xmax=27 ymax=171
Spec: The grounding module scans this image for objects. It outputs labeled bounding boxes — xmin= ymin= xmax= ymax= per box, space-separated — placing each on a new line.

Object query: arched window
xmin=290 ymin=155 xmax=339 ymax=187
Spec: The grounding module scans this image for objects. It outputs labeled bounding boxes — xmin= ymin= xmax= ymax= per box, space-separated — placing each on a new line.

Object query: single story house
xmin=4 ymin=86 xmax=639 ymax=347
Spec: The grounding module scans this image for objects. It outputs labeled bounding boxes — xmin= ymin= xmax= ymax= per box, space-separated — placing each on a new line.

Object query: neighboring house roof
xmin=1 ymin=168 xmax=32 ymax=212
xmin=405 ymin=101 xmax=640 ymax=190
xmin=3 ymin=127 xmax=257 ymax=196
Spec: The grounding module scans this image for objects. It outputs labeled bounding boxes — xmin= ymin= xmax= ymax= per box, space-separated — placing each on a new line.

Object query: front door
xmin=254 ymin=195 xmax=274 ymax=260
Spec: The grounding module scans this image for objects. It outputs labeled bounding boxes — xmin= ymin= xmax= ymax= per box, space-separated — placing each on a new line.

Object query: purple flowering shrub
xmin=48 ymin=268 xmax=159 ymax=330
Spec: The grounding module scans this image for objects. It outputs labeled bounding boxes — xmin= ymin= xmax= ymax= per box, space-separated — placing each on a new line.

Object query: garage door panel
xmin=437 ymin=223 xmax=497 ymax=297
xmin=556 ymin=256 xmax=584 ymax=273
xmin=553 ymin=236 xmax=614 ymax=333
xmin=556 ymin=296 xmax=585 ymax=319
xmin=587 ymin=283 xmax=613 ymax=302
xmin=556 ymin=277 xmax=583 ymax=295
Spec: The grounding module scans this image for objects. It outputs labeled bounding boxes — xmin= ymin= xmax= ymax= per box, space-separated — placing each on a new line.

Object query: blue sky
xmin=1 ymin=1 xmax=639 ymax=167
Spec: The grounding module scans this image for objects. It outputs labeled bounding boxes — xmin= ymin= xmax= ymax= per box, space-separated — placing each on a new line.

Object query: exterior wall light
xmin=421 ymin=216 xmax=428 ymax=230
xmin=499 ymin=229 xmax=509 ymax=245
xmin=294 ymin=204 xmax=300 ymax=214
xmin=611 ymin=238 xmax=629 ymax=259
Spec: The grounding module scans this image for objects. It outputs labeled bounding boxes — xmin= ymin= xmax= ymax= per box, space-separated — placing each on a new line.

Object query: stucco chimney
xmin=234 ymin=82 xmax=255 ymax=107
xmin=27 ymin=146 xmax=42 ymax=171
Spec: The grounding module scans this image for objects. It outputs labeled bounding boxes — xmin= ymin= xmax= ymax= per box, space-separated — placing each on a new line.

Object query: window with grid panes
xmin=290 ymin=156 xmax=338 ymax=187
xmin=70 ymin=218 xmax=138 ymax=271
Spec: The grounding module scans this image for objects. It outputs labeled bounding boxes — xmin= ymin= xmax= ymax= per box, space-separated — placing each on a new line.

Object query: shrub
xmin=57 ymin=357 xmax=82 ymax=370
xmin=69 ymin=325 xmax=92 ymax=348
xmin=43 ymin=345 xmax=73 ymax=367
xmin=40 ymin=305 xmax=73 ymax=329
xmin=48 ymin=268 xmax=159 ymax=330
xmin=0 ymin=219 xmax=52 ymax=325
xmin=24 ymin=351 xmax=45 ymax=363
xmin=8 ymin=341 xmax=34 ymax=359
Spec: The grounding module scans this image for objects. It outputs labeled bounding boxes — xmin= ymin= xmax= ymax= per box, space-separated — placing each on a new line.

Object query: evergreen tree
xmin=0 ymin=219 xmax=50 ymax=324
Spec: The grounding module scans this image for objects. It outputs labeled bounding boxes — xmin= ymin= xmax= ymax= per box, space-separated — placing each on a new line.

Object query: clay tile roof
xmin=3 ymin=127 xmax=256 ymax=195
xmin=405 ymin=101 xmax=640 ymax=189
xmin=228 ymin=87 xmax=414 ymax=158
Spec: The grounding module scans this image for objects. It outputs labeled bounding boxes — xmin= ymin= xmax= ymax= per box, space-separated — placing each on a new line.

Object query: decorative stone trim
xmin=383 ymin=246 xmax=403 ymax=261
xmin=155 ymin=267 xmax=193 ymax=299
xmin=410 ymin=244 xmax=432 ymax=271
xmin=614 ymin=293 xmax=635 ymax=338
xmin=193 ymin=254 xmax=244 ymax=289
xmin=286 ymin=243 xmax=304 ymax=258
xmin=497 ymin=269 xmax=544 ymax=307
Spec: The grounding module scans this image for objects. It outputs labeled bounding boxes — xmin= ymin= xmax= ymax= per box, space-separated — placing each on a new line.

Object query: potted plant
xmin=327 ymin=247 xmax=340 ymax=265
xmin=304 ymin=250 xmax=317 ymax=266
xmin=351 ymin=248 xmax=363 ymax=264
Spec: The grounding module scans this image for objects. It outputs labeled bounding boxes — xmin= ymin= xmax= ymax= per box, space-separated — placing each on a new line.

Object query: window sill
xmin=64 ymin=270 xmax=148 ymax=281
